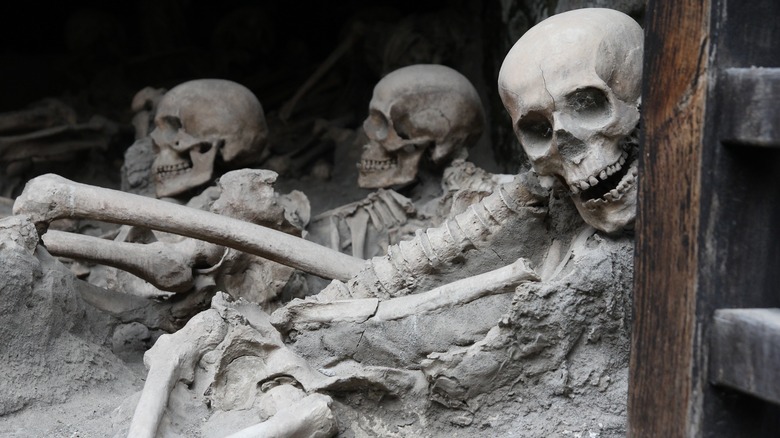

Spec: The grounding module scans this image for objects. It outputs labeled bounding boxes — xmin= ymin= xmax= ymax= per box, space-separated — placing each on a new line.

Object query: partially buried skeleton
xmin=308 ymin=63 xmax=512 ymax=261
xmin=46 ymin=66 xmax=500 ymax=324
xmin=43 ymin=79 xmax=313 ymax=329
xmin=13 ymin=8 xmax=642 ymax=436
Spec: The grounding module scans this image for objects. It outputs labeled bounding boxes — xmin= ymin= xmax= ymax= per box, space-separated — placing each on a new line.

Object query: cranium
xmin=150 ymin=79 xmax=268 ymax=198
xmin=498 ymin=8 xmax=643 ymax=234
xmin=358 ymin=64 xmax=484 ymax=189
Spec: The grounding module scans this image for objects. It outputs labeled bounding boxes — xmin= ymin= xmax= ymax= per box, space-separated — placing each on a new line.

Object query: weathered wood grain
xmin=628 ymin=0 xmax=710 ymax=436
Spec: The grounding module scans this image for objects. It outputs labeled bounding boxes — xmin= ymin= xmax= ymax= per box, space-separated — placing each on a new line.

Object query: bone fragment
xmin=14 ymin=174 xmax=364 ymax=281
xmin=223 ymin=393 xmax=338 ymax=438
xmin=272 ymin=258 xmax=537 ymax=332
xmin=127 ymin=310 xmax=228 ymax=438
xmin=43 ymin=230 xmax=195 ymax=293
xmin=272 ymin=297 xmax=379 ymax=330
xmin=345 ymin=207 xmax=369 ymax=259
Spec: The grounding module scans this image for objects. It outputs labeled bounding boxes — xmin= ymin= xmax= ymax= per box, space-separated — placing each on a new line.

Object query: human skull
xmin=150 ymin=79 xmax=268 ymax=198
xmin=498 ymin=8 xmax=643 ymax=234
xmin=358 ymin=64 xmax=484 ymax=189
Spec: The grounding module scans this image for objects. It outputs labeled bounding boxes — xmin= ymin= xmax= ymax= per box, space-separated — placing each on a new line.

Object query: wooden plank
xmin=711 ymin=308 xmax=780 ymax=405
xmin=718 ymin=68 xmax=780 ymax=147
xmin=628 ymin=0 xmax=711 ymax=436
xmin=631 ymin=0 xmax=780 ymax=435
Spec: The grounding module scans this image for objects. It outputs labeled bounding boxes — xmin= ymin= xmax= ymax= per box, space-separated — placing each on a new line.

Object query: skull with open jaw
xmin=498 ymin=8 xmax=643 ymax=234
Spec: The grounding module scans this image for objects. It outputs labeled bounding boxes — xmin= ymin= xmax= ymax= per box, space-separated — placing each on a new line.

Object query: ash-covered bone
xmin=42 ymin=230 xmax=197 ymax=293
xmin=13 ymin=173 xmax=363 ymax=281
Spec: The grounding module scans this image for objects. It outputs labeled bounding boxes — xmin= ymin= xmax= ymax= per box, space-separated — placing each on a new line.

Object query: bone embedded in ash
xmin=13 ymin=174 xmax=364 ymax=281
xmin=127 ymin=310 xmax=228 ymax=438
xmin=271 ymin=257 xmax=538 ymax=333
xmin=223 ymin=393 xmax=338 ymax=438
xmin=42 ymin=230 xmax=195 ymax=293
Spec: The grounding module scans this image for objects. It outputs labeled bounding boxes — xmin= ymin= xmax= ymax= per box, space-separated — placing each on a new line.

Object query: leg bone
xmin=127 ymin=310 xmax=228 ymax=438
xmin=13 ymin=174 xmax=363 ymax=281
xmin=43 ymin=230 xmax=196 ymax=292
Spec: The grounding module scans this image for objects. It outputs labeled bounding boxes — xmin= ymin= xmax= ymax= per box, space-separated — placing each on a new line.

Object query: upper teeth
xmin=156 ymin=162 xmax=192 ymax=178
xmin=569 ymin=151 xmax=629 ymax=193
xmin=359 ymin=158 xmax=398 ymax=171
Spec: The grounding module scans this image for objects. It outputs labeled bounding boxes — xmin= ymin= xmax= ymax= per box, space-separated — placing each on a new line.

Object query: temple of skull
xmin=0 ymin=2 xmax=646 ymax=437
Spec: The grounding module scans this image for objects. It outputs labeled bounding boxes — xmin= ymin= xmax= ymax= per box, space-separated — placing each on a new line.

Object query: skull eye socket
xmin=160 ymin=116 xmax=183 ymax=130
xmin=363 ymin=111 xmax=389 ymax=141
xmin=517 ymin=113 xmax=553 ymax=147
xmin=566 ymin=87 xmax=609 ymax=118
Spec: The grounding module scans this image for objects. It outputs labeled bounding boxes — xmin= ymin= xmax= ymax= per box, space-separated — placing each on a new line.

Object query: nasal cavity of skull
xmin=555 ymin=131 xmax=588 ymax=162
xmin=195 ymin=142 xmax=213 ymax=154
xmin=566 ymin=87 xmax=609 ymax=119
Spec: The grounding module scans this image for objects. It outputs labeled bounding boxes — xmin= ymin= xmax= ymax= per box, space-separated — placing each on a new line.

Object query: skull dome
xmin=150 ymin=79 xmax=268 ymax=198
xmin=358 ymin=64 xmax=485 ymax=189
xmin=498 ymin=8 xmax=643 ymax=234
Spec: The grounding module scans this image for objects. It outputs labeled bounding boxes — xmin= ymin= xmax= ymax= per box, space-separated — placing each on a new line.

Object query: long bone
xmin=13 ymin=174 xmax=363 ymax=281
xmin=224 ymin=393 xmax=338 ymax=438
xmin=127 ymin=310 xmax=228 ymax=438
xmin=43 ymin=230 xmax=199 ymax=293
xmin=272 ymin=257 xmax=539 ymax=334
xmin=345 ymin=175 xmax=548 ymax=298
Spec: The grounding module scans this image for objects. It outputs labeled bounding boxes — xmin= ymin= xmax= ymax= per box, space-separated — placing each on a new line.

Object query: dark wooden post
xmin=629 ymin=0 xmax=780 ymax=436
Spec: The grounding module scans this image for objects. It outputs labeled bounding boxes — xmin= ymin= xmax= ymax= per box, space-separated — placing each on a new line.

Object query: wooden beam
xmin=628 ymin=0 xmax=711 ymax=436
xmin=711 ymin=308 xmax=780 ymax=404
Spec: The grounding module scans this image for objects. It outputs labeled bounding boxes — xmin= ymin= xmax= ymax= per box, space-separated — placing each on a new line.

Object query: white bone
xmin=345 ymin=207 xmax=369 ymax=259
xmin=42 ymin=230 xmax=195 ymax=292
xmin=14 ymin=174 xmax=364 ymax=281
xmin=498 ymin=8 xmax=643 ymax=233
xmin=272 ymin=257 xmax=538 ymax=332
xmin=127 ymin=310 xmax=228 ymax=438
xmin=223 ymin=393 xmax=338 ymax=438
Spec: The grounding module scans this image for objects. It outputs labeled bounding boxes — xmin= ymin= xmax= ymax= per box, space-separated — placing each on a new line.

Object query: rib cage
xmin=346 ymin=177 xmax=547 ymax=299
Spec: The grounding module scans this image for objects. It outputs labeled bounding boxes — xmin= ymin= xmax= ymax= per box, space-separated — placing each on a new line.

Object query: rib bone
xmin=13 ymin=174 xmax=363 ymax=281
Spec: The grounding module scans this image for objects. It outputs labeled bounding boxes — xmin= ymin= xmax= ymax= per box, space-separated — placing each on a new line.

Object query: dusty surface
xmin=0 ymin=189 xmax=632 ymax=437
